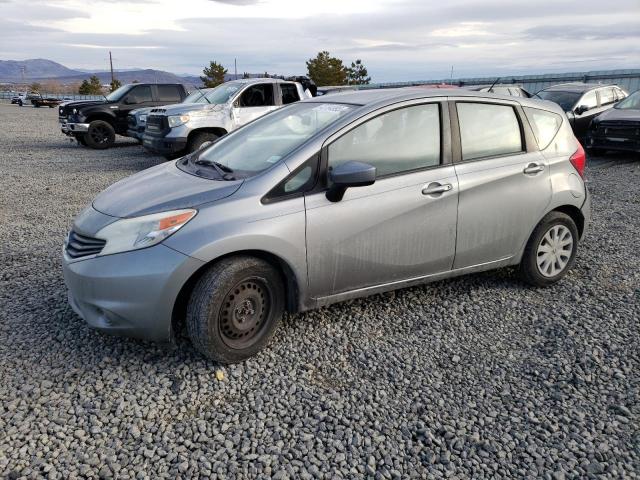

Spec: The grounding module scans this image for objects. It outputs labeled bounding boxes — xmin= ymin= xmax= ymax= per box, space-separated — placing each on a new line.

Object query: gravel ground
xmin=0 ymin=102 xmax=638 ymax=479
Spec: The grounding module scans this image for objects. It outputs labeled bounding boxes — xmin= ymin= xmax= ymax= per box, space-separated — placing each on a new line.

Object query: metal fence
xmin=360 ymin=69 xmax=640 ymax=94
xmin=0 ymin=92 xmax=104 ymax=101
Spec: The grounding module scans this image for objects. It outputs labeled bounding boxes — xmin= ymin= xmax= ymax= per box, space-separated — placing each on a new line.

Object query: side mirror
xmin=575 ymin=104 xmax=589 ymax=115
xmin=124 ymin=96 xmax=137 ymax=105
xmin=326 ymin=161 xmax=376 ymax=202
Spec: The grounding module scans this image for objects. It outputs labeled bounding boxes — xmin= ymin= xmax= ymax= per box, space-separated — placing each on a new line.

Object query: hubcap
xmin=536 ymin=224 xmax=573 ymax=278
xmin=219 ymin=279 xmax=270 ymax=349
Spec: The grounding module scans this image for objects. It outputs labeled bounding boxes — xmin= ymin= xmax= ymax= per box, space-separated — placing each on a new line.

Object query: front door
xmin=232 ymin=83 xmax=279 ymax=128
xmin=451 ymin=100 xmax=552 ymax=269
xmin=117 ymin=85 xmax=154 ymax=132
xmin=305 ymin=101 xmax=458 ymax=299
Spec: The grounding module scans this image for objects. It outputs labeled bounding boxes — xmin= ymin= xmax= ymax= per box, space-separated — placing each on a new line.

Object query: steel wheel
xmin=536 ymin=224 xmax=574 ymax=278
xmin=219 ymin=278 xmax=272 ymax=349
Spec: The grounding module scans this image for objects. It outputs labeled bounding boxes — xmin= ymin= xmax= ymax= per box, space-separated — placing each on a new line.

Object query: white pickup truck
xmin=142 ymin=78 xmax=312 ymax=159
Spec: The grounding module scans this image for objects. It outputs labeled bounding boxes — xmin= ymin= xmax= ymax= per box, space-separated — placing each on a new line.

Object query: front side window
xmin=185 ymin=102 xmax=356 ymax=178
xmin=239 ymin=84 xmax=275 ymax=107
xmin=126 ymin=86 xmax=152 ymax=104
xmin=524 ymin=107 xmax=562 ymax=151
xmin=457 ymin=102 xmax=523 ymax=161
xmin=328 ymin=104 xmax=441 ymax=177
xmin=578 ymin=90 xmax=598 ymax=110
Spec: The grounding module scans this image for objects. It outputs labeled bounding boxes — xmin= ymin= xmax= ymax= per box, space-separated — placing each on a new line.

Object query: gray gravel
xmin=0 ymin=102 xmax=639 ymax=479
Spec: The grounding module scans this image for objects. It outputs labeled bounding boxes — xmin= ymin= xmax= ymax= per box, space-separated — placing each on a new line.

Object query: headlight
xmin=95 ymin=209 xmax=196 ymax=256
xmin=168 ymin=114 xmax=190 ymax=128
xmin=73 ymin=108 xmax=78 ymax=114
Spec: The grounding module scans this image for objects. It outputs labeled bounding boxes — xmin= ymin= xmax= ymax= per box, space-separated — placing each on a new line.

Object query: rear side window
xmin=157 ymin=85 xmax=183 ymax=103
xmin=328 ymin=103 xmax=441 ymax=177
xmin=456 ymin=103 xmax=523 ymax=161
xmin=523 ymin=107 xmax=563 ymax=150
xmin=280 ymin=83 xmax=300 ymax=104
xmin=579 ymin=91 xmax=598 ymax=110
xmin=598 ymin=87 xmax=616 ymax=106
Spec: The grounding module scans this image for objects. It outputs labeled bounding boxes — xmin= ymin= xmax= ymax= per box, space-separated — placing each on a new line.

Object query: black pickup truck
xmin=59 ymin=83 xmax=188 ymax=149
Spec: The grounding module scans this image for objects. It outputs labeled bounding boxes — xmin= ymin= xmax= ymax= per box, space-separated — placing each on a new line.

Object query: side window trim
xmin=319 ymin=99 xmax=450 ymax=185
xmin=261 ymin=154 xmax=321 ymax=204
xmin=449 ymin=99 xmax=535 ymax=164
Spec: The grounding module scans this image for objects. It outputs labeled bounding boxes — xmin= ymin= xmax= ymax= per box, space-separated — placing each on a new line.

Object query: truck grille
xmin=65 ymin=231 xmax=106 ymax=259
xmin=597 ymin=122 xmax=640 ymax=139
xmin=145 ymin=115 xmax=169 ymax=136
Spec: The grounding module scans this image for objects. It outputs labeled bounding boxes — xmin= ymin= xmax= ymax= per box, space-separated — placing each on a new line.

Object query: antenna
xmin=488 ymin=76 xmax=500 ymax=93
xmin=234 ymin=58 xmax=237 ymax=80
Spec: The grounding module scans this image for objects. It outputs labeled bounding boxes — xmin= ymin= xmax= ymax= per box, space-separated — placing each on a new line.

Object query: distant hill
xmin=0 ymin=58 xmax=203 ymax=86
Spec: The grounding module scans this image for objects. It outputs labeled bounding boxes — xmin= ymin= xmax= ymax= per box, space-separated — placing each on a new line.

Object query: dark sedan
xmin=587 ymin=90 xmax=640 ymax=154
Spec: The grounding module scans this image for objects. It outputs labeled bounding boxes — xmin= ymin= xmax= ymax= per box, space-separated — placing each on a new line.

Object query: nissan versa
xmin=62 ymin=89 xmax=591 ymax=363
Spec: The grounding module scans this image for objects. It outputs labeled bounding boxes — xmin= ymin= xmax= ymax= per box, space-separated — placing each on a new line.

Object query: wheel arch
xmin=85 ymin=112 xmax=117 ymax=127
xmin=552 ymin=204 xmax=585 ymax=238
xmin=187 ymin=127 xmax=228 ymax=144
xmin=171 ymin=249 xmax=301 ymax=338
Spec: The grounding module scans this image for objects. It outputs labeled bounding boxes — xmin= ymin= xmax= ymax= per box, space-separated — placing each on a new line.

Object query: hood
xmin=150 ymin=102 xmax=227 ymax=116
xmin=130 ymin=106 xmax=153 ymax=116
xmin=92 ymin=161 xmax=242 ymax=218
xmin=594 ymin=107 xmax=640 ymax=124
xmin=61 ymin=99 xmax=107 ymax=110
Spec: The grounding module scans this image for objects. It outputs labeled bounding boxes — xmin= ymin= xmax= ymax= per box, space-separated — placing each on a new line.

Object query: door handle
xmin=422 ymin=183 xmax=453 ymax=195
xmin=523 ymin=163 xmax=545 ymax=175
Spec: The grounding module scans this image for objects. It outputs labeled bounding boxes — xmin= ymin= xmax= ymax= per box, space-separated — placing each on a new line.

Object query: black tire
xmin=520 ymin=212 xmax=579 ymax=287
xmin=76 ymin=135 xmax=88 ymax=146
xmin=84 ymin=120 xmax=116 ymax=149
xmin=187 ymin=256 xmax=285 ymax=363
xmin=18 ymin=100 xmax=23 ymax=107
xmin=187 ymin=131 xmax=219 ymax=154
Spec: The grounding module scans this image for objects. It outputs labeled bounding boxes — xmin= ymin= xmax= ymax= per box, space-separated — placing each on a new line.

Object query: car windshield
xmin=615 ymin=90 xmax=640 ymax=110
xmin=183 ymin=102 xmax=357 ymax=179
xmin=105 ymin=85 xmax=131 ymax=102
xmin=199 ymin=82 xmax=244 ymax=104
xmin=182 ymin=89 xmax=213 ymax=104
xmin=535 ymin=91 xmax=581 ymax=111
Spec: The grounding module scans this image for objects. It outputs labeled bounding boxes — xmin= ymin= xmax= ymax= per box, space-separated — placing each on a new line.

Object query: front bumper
xmin=142 ymin=133 xmax=188 ymax=155
xmin=61 ymin=122 xmax=90 ymax=136
xmin=126 ymin=128 xmax=145 ymax=141
xmin=62 ymin=244 xmax=204 ymax=342
xmin=586 ymin=133 xmax=640 ymax=153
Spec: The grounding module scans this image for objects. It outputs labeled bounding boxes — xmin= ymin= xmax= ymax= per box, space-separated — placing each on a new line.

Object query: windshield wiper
xmin=194 ymin=158 xmax=236 ymax=180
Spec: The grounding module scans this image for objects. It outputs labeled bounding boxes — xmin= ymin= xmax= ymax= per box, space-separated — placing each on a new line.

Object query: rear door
xmin=450 ymin=99 xmax=551 ymax=269
xmin=305 ymin=100 xmax=458 ymax=299
xmin=232 ymin=83 xmax=279 ymax=128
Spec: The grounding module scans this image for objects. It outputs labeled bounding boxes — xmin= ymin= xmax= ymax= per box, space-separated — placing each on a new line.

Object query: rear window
xmin=456 ymin=102 xmax=523 ymax=161
xmin=157 ymin=85 xmax=183 ymax=103
xmin=280 ymin=83 xmax=300 ymax=104
xmin=524 ymin=107 xmax=563 ymax=150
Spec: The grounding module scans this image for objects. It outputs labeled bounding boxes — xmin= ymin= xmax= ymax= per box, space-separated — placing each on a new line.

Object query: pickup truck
xmin=59 ymin=83 xmax=189 ymax=149
xmin=30 ymin=94 xmax=63 ymax=108
xmin=142 ymin=78 xmax=311 ymax=159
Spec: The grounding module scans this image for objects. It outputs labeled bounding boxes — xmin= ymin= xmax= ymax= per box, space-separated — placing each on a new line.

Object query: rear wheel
xmin=188 ymin=131 xmax=219 ymax=154
xmin=520 ymin=212 xmax=579 ymax=287
xmin=84 ymin=120 xmax=115 ymax=149
xmin=187 ymin=256 xmax=285 ymax=363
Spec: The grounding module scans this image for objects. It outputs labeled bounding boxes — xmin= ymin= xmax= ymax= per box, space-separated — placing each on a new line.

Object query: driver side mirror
xmin=326 ymin=161 xmax=376 ymax=202
xmin=124 ymin=96 xmax=137 ymax=105
xmin=575 ymin=104 xmax=589 ymax=115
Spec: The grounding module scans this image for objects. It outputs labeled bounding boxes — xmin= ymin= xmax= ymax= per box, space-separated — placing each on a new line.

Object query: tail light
xmin=569 ymin=143 xmax=586 ymax=178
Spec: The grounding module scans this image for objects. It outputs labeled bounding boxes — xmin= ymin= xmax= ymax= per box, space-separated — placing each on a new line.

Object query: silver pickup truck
xmin=142 ymin=78 xmax=310 ymax=159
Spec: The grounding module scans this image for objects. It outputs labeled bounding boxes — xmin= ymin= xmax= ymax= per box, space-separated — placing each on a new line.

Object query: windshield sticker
xmin=265 ymin=155 xmax=282 ymax=164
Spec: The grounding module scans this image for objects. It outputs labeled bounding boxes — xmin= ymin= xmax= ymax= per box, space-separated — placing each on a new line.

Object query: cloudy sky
xmin=3 ymin=0 xmax=640 ymax=82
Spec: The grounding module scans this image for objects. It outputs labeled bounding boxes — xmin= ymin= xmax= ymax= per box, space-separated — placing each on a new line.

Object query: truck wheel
xmin=18 ymin=100 xmax=23 ymax=107
xmin=519 ymin=212 xmax=579 ymax=287
xmin=85 ymin=120 xmax=116 ymax=149
xmin=187 ymin=256 xmax=285 ymax=363
xmin=188 ymin=132 xmax=219 ymax=153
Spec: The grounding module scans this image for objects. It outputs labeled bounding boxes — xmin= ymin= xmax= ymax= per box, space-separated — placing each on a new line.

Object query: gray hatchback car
xmin=63 ymin=89 xmax=591 ymax=363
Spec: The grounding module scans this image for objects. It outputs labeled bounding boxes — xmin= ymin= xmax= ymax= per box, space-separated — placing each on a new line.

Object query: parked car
xmin=315 ymin=86 xmax=357 ymax=96
xmin=467 ymin=84 xmax=531 ymax=97
xmin=59 ymin=83 xmax=189 ymax=149
xmin=63 ymin=89 xmax=590 ymax=363
xmin=535 ymin=83 xmax=627 ymax=139
xmin=586 ymin=89 xmax=640 ymax=154
xmin=126 ymin=88 xmax=215 ymax=142
xmin=30 ymin=93 xmax=63 ymax=108
xmin=142 ymin=78 xmax=310 ymax=159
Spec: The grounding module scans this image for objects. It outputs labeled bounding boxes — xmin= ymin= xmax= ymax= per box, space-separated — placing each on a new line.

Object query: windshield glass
xmin=187 ymin=102 xmax=356 ymax=178
xmin=182 ymin=88 xmax=214 ymax=104
xmin=535 ymin=91 xmax=581 ymax=111
xmin=615 ymin=90 xmax=640 ymax=110
xmin=199 ymin=82 xmax=243 ymax=104
xmin=105 ymin=85 xmax=131 ymax=102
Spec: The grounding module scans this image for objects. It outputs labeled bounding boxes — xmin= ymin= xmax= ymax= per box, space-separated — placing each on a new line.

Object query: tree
xmin=78 ymin=75 xmax=103 ymax=95
xmin=242 ymin=72 xmax=251 ymax=79
xmin=346 ymin=59 xmax=371 ymax=85
xmin=110 ymin=79 xmax=122 ymax=92
xmin=29 ymin=82 xmax=42 ymax=93
xmin=306 ymin=51 xmax=347 ymax=86
xmin=200 ymin=61 xmax=227 ymax=88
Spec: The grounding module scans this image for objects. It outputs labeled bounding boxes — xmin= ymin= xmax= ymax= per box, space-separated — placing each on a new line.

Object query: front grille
xmin=145 ymin=114 xmax=169 ymax=136
xmin=597 ymin=122 xmax=640 ymax=139
xmin=66 ymin=231 xmax=106 ymax=259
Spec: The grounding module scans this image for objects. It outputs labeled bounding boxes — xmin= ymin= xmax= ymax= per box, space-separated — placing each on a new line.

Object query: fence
xmin=0 ymin=92 xmax=104 ymax=101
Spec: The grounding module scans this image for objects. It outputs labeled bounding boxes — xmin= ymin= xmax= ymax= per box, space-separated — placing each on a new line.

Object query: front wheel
xmin=84 ymin=120 xmax=115 ymax=149
xmin=520 ymin=212 xmax=579 ymax=287
xmin=188 ymin=131 xmax=219 ymax=154
xmin=187 ymin=256 xmax=285 ymax=363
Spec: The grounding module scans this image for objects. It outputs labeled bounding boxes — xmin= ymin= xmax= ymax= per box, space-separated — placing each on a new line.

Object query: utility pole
xmin=234 ymin=58 xmax=237 ymax=80
xmin=109 ymin=51 xmax=115 ymax=85
xmin=450 ymin=65 xmax=454 ymax=83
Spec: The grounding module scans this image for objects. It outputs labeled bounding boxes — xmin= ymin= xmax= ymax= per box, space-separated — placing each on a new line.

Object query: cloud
xmin=209 ymin=0 xmax=261 ymax=4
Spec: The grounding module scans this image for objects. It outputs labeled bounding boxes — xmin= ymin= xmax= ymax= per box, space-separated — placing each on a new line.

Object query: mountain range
xmin=0 ymin=58 xmax=203 ymax=86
